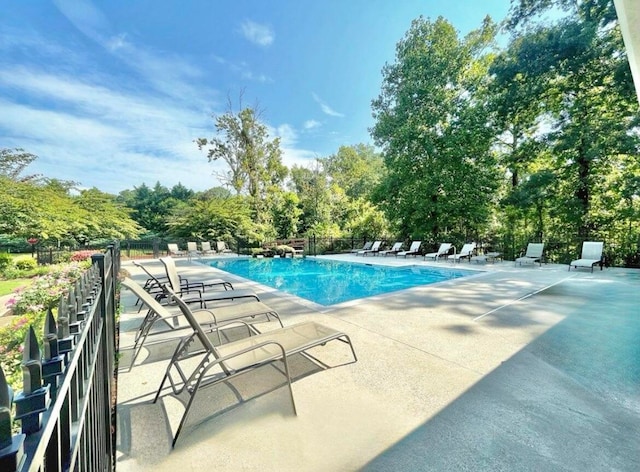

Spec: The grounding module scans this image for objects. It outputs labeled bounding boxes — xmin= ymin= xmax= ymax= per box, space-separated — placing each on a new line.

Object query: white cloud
xmin=240 ymin=20 xmax=274 ymax=47
xmin=275 ymin=124 xmax=297 ymax=147
xmin=0 ymin=63 xmax=223 ymax=193
xmin=303 ymin=119 xmax=321 ymax=130
xmin=312 ymin=92 xmax=344 ymax=117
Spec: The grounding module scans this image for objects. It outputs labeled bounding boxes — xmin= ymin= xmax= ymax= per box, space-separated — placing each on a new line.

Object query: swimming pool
xmin=206 ymin=257 xmax=478 ymax=306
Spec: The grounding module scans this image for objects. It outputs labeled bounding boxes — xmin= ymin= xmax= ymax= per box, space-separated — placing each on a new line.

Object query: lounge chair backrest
xmin=159 ymin=257 xmax=181 ymax=292
xmin=132 ymin=260 xmax=165 ymax=287
xmin=525 ymin=243 xmax=544 ymax=258
xmin=168 ymin=243 xmax=181 ymax=254
xmin=459 ymin=243 xmax=475 ymax=256
xmin=187 ymin=242 xmax=198 ymax=252
xmin=409 ymin=241 xmax=421 ymax=251
xmin=201 ymin=241 xmax=212 ymax=252
xmin=165 ymin=286 xmax=231 ymax=374
xmin=122 ymin=277 xmax=172 ymax=319
xmin=370 ymin=241 xmax=382 ymax=251
xmin=391 ymin=242 xmax=403 ymax=251
xmin=362 ymin=241 xmax=373 ymax=250
xmin=581 ymin=241 xmax=603 ymax=260
xmin=438 ymin=243 xmax=452 ymax=255
xmin=216 ymin=241 xmax=230 ymax=252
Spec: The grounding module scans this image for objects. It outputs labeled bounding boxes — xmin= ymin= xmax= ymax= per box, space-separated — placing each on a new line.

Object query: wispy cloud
xmin=0 ymin=22 xmax=314 ymax=192
xmin=240 ymin=20 xmax=274 ymax=47
xmin=53 ymin=0 xmax=213 ymax=105
xmin=303 ymin=119 xmax=322 ymax=130
xmin=312 ymin=93 xmax=344 ymax=117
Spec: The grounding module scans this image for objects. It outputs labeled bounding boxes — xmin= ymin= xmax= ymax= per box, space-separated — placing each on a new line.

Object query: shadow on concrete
xmin=363 ymin=276 xmax=640 ymax=471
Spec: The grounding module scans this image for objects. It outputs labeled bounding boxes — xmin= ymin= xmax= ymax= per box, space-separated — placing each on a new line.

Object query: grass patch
xmin=0 ymin=278 xmax=31 ymax=297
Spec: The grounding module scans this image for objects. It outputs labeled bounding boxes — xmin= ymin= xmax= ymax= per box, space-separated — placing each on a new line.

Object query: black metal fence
xmin=0 ymin=242 xmax=119 ymax=471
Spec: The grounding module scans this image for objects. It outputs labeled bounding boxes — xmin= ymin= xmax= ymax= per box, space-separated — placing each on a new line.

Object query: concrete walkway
xmin=115 ymin=256 xmax=640 ymax=471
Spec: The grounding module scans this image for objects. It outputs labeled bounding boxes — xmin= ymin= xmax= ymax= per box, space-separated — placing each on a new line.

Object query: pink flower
xmin=5 ymin=297 xmax=16 ymax=307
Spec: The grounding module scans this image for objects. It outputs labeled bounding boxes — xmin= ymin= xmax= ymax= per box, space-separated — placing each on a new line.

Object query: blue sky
xmin=0 ymin=0 xmax=511 ymax=194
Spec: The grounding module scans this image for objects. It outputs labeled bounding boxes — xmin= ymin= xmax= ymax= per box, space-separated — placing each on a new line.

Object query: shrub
xmin=275 ymin=245 xmax=295 ymax=256
xmin=0 ymin=311 xmax=46 ymax=388
xmin=15 ymin=258 xmax=37 ymax=271
xmin=0 ymin=252 xmax=13 ymax=271
xmin=70 ymin=250 xmax=98 ymax=262
xmin=9 ymin=262 xmax=87 ymax=317
xmin=0 ymin=259 xmax=93 ymax=393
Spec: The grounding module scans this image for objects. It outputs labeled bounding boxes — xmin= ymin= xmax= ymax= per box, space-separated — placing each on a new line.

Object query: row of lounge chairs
xmin=122 ymin=256 xmax=357 ymax=447
xmin=352 ymin=240 xmax=605 ymax=270
xmin=353 ymin=240 xmax=473 ymax=261
xmin=168 ymin=241 xmax=233 ymax=257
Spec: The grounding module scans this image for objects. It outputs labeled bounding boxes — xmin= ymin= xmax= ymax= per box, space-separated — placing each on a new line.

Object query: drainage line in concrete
xmin=473 ymin=274 xmax=578 ymax=322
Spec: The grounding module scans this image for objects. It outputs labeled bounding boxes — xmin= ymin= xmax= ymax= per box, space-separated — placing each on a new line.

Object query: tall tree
xmin=0 ymin=148 xmax=39 ymax=181
xmin=505 ymin=0 xmax=640 ymax=241
xmin=371 ymin=16 xmax=499 ymax=242
xmin=196 ymin=100 xmax=288 ymax=237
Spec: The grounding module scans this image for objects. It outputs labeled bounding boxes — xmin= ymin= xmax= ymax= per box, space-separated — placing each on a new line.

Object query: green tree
xmin=0 ymin=148 xmax=39 ymax=181
xmin=73 ymin=188 xmax=141 ymax=241
xmin=196 ymin=102 xmax=288 ymax=237
xmin=166 ymin=195 xmax=255 ymax=242
xmin=371 ymin=16 xmax=499 ymax=243
xmin=320 ymin=144 xmax=384 ymax=199
xmin=117 ymin=182 xmax=179 ymax=235
xmin=504 ymin=0 xmax=640 ymax=245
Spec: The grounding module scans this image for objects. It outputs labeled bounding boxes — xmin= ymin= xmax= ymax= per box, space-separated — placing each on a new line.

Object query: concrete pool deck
xmin=115 ymin=255 xmax=640 ymax=471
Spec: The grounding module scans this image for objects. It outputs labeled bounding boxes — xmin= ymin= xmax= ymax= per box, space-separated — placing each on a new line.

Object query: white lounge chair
xmin=515 ymin=243 xmax=544 ymax=267
xmin=187 ymin=242 xmax=201 ymax=258
xmin=216 ymin=241 xmax=233 ymax=253
xmin=358 ymin=240 xmax=382 ymax=256
xmin=569 ymin=241 xmax=604 ymax=272
xmin=379 ymin=242 xmax=403 ymax=257
xmin=201 ymin=241 xmax=216 ymax=255
xmin=423 ymin=243 xmax=452 ymax=261
xmin=449 ymin=242 xmax=476 ymax=263
xmin=350 ymin=241 xmax=373 ymax=254
xmin=167 ymin=243 xmax=185 ymax=257
xmin=396 ymin=241 xmax=422 ymax=258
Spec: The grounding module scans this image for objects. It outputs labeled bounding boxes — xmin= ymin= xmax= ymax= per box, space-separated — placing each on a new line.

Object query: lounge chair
xmin=187 ymin=242 xmax=201 ymax=258
xmin=358 ymin=240 xmax=382 ymax=256
xmin=515 ymin=243 xmax=544 ymax=267
xmin=350 ymin=241 xmax=373 ymax=254
xmin=449 ymin=242 xmax=476 ymax=263
xmin=423 ymin=243 xmax=452 ymax=261
xmin=121 ymin=278 xmax=282 ymax=370
xmin=159 ymin=257 xmax=259 ymax=307
xmin=216 ymin=241 xmax=233 ymax=253
xmin=167 ymin=243 xmax=185 ymax=257
xmin=378 ymin=242 xmax=403 ymax=257
xmin=396 ymin=241 xmax=422 ymax=258
xmin=154 ymin=287 xmax=358 ymax=447
xmin=201 ymin=241 xmax=216 ymax=255
xmin=569 ymin=241 xmax=604 ymax=272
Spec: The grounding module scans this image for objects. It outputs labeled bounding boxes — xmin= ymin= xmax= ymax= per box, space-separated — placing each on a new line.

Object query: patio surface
xmin=115 ymin=254 xmax=640 ymax=471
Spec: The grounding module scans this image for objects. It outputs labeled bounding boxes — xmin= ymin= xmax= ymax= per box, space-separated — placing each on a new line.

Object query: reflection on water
xmin=207 ymin=258 xmax=476 ymax=306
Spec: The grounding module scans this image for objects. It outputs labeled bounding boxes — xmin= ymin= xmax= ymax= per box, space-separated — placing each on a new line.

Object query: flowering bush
xmin=70 ymin=250 xmax=99 ymax=262
xmin=8 ymin=262 xmax=87 ymax=317
xmin=0 ymin=260 xmax=92 ymax=391
xmin=0 ymin=311 xmax=46 ymax=388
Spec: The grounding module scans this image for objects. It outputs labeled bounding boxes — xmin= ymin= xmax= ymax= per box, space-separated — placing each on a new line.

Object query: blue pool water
xmin=206 ymin=257 xmax=478 ymax=306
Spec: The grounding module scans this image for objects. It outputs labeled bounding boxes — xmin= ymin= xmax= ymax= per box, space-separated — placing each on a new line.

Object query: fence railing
xmin=0 ymin=242 xmax=119 ymax=471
